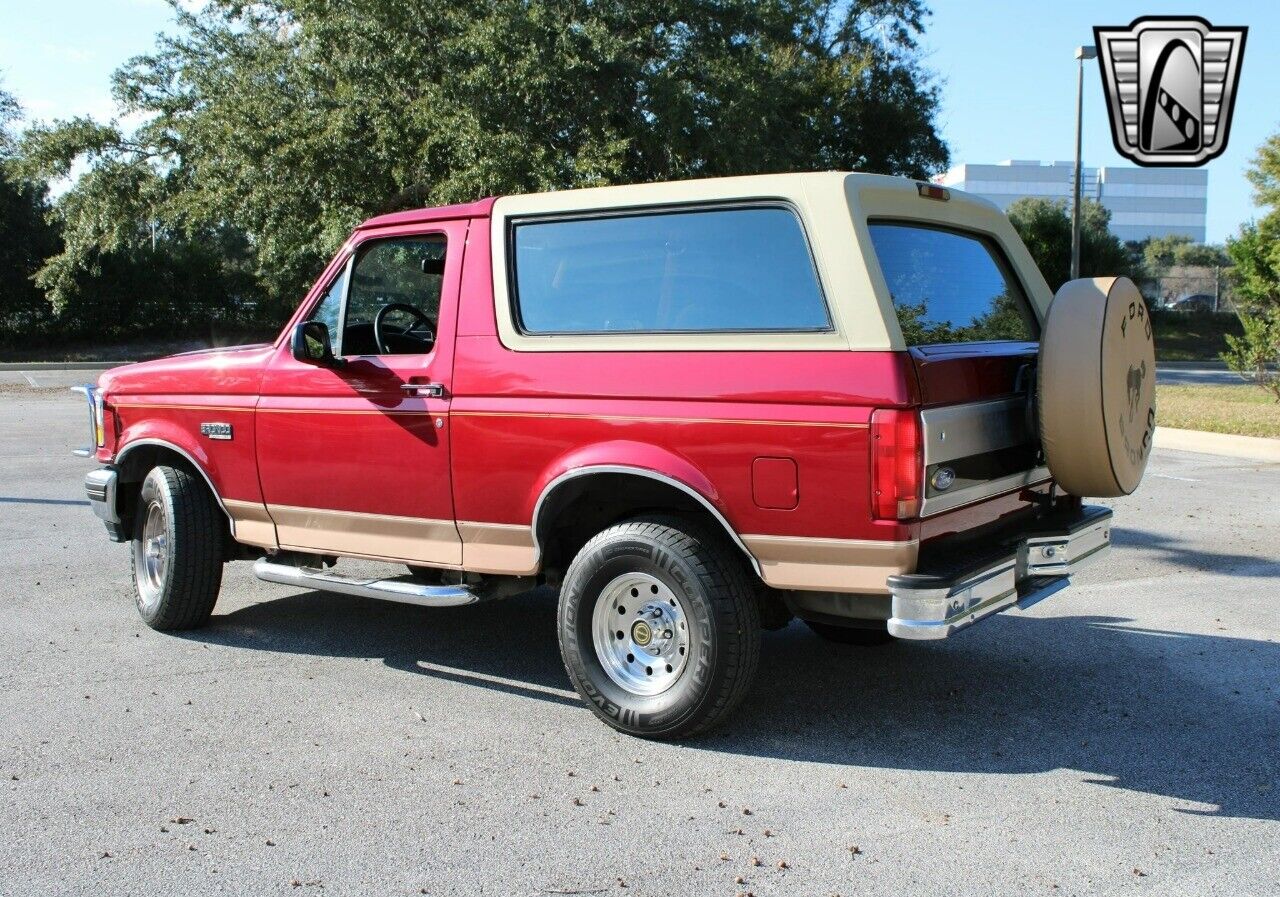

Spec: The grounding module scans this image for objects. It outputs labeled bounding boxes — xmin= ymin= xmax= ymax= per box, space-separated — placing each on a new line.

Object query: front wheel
xmin=130 ymin=465 xmax=224 ymax=631
xmin=557 ymin=517 xmax=760 ymax=740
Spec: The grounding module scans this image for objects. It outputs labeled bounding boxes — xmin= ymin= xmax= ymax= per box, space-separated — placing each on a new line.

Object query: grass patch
xmin=1151 ymin=309 xmax=1243 ymax=361
xmin=1157 ymin=384 xmax=1280 ymax=438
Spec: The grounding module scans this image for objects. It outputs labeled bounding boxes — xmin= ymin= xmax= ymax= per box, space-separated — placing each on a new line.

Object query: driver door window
xmin=318 ymin=235 xmax=447 ymax=357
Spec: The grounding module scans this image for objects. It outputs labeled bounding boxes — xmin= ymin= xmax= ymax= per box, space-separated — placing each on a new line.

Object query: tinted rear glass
xmin=868 ymin=223 xmax=1038 ymax=345
xmin=512 ymin=207 xmax=830 ymax=334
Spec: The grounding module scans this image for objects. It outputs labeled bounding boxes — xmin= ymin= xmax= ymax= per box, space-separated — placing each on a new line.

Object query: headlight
xmin=71 ymin=385 xmax=106 ymax=456
xmin=93 ymin=389 xmax=106 ymax=447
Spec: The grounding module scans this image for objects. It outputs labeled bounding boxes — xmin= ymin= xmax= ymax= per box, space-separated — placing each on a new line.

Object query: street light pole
xmin=1071 ymin=45 xmax=1097 ymax=282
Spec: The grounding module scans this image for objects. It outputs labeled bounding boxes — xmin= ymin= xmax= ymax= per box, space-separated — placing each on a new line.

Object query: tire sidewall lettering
xmin=559 ymin=532 xmax=719 ymax=735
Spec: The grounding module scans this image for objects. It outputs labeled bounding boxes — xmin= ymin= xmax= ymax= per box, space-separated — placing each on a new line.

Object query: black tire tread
xmin=559 ymin=515 xmax=761 ymax=739
xmin=131 ymin=465 xmax=224 ymax=631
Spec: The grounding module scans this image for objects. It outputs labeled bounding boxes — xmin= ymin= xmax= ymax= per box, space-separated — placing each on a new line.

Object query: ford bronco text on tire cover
xmin=74 ymin=173 xmax=1154 ymax=739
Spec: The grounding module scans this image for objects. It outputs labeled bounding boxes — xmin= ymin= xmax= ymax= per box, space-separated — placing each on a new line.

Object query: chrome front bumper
xmin=85 ymin=468 xmax=127 ymax=541
xmin=886 ymin=505 xmax=1112 ymax=640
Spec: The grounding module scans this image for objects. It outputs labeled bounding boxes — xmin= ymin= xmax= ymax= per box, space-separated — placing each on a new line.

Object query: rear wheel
xmin=557 ymin=517 xmax=760 ymax=740
xmin=130 ymin=465 xmax=224 ymax=631
xmin=805 ymin=620 xmax=894 ymax=646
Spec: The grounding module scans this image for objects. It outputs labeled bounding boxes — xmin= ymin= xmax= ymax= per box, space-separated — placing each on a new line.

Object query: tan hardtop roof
xmin=358 ymin=172 xmax=1001 ymax=229
xmin=486 ymin=170 xmax=1046 ymax=353
xmin=496 ymin=170 xmax=1002 ymax=215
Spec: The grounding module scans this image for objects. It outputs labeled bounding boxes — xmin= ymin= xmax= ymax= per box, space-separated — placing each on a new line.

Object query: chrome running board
xmin=253 ymin=559 xmax=477 ymax=607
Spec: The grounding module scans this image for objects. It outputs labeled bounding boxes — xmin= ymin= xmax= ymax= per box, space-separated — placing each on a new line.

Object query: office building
xmin=937 ymin=160 xmax=1207 ymax=243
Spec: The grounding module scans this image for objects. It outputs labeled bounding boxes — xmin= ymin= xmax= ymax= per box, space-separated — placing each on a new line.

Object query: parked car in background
xmin=1168 ymin=294 xmax=1217 ymax=313
xmin=73 ymin=173 xmax=1155 ymax=738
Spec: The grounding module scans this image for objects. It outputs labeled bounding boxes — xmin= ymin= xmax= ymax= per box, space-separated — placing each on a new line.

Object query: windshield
xmin=868 ymin=222 xmax=1039 ymax=346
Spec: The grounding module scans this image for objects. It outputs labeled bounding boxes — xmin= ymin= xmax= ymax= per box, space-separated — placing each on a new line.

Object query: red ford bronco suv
xmin=75 ymin=173 xmax=1154 ymax=739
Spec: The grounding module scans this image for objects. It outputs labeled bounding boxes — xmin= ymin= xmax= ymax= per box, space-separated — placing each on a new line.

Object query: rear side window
xmin=868 ymin=223 xmax=1039 ymax=345
xmin=510 ymin=206 xmax=830 ymax=334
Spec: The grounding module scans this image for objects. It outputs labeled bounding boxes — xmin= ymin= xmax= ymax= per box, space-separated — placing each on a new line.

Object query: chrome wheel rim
xmin=591 ymin=572 xmax=691 ymax=696
xmin=134 ymin=499 xmax=168 ymax=610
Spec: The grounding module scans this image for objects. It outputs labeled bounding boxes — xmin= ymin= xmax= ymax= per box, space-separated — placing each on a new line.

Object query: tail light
xmin=870 ymin=408 xmax=922 ymax=519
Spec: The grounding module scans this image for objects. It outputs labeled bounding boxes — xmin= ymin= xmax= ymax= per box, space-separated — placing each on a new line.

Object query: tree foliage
xmin=17 ymin=0 xmax=949 ymax=335
xmin=1143 ymin=234 xmax=1229 ymax=278
xmin=1005 ymin=196 xmax=1141 ymax=292
xmin=0 ymin=86 xmax=61 ymax=342
xmin=1223 ymin=131 xmax=1280 ymax=400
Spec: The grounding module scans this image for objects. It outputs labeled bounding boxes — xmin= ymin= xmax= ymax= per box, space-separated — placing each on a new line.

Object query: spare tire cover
xmin=1039 ymin=276 xmax=1155 ymax=497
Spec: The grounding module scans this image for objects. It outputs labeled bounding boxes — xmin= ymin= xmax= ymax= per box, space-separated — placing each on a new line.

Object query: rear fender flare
xmin=529 ymin=441 xmax=760 ymax=575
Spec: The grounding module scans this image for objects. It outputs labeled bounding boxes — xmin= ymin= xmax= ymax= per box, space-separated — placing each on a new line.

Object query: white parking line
xmin=21 ymin=372 xmax=38 ymax=387
xmin=1151 ymin=473 xmax=1199 ymax=482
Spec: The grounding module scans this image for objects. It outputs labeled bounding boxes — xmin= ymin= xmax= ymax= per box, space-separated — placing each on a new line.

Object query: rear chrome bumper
xmin=85 ymin=467 xmax=127 ymax=541
xmin=886 ymin=505 xmax=1111 ymax=640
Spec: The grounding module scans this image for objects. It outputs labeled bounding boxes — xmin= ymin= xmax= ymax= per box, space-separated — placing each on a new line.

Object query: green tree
xmin=1173 ymin=242 xmax=1230 ymax=269
xmin=1005 ymin=196 xmax=1141 ymax=291
xmin=1143 ymin=234 xmax=1193 ymax=276
xmin=20 ymin=0 xmax=949 ymax=329
xmin=0 ymin=86 xmax=61 ymax=343
xmin=1142 ymin=234 xmax=1229 ymax=279
xmin=1223 ymin=131 xmax=1280 ymax=400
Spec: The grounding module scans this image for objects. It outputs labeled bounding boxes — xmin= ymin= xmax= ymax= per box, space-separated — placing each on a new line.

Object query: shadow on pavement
xmin=1112 ymin=526 xmax=1280 ymax=579
xmin=187 ymin=586 xmax=1280 ymax=822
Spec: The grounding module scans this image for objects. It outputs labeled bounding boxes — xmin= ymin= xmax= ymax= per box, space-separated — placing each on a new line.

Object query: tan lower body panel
xmin=238 ymin=500 xmax=908 ymax=593
xmin=224 ymin=499 xmax=278 ymax=549
xmin=457 ymin=521 xmax=538 ymax=575
xmin=742 ymin=534 xmax=918 ymax=594
xmin=268 ymin=504 xmax=463 ymax=567
xmin=246 ymin=504 xmax=537 ymax=575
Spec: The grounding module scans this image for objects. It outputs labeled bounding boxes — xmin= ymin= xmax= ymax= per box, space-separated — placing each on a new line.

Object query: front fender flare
xmin=113 ymin=421 xmax=231 ymax=523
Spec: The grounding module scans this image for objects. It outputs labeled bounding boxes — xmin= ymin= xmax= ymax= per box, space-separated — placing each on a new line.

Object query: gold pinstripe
xmin=113 ymin=403 xmax=867 ymax=428
xmin=450 ymin=410 xmax=868 ymax=428
xmin=114 ymin=403 xmax=439 ymax=416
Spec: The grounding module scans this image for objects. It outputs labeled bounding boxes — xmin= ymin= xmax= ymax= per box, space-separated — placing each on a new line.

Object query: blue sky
xmin=0 ymin=0 xmax=1274 ymax=243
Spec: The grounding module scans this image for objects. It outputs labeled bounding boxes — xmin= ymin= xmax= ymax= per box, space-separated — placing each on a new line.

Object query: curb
xmin=1154 ymin=427 xmax=1280 ymax=463
xmin=1156 ymin=361 xmax=1276 ymax=372
xmin=0 ymin=361 xmax=130 ymax=371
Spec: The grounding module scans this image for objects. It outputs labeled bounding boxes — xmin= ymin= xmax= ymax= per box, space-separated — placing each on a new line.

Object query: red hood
xmin=98 ymin=342 xmax=276 ymax=397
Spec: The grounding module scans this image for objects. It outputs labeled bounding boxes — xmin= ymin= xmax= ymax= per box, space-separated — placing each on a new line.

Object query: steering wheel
xmin=373 ymin=302 xmax=435 ymax=355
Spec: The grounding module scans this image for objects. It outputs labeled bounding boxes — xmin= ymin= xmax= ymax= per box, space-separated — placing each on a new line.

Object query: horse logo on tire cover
xmin=1126 ymin=360 xmax=1147 ymax=421
xmin=1094 ymin=17 xmax=1246 ymax=167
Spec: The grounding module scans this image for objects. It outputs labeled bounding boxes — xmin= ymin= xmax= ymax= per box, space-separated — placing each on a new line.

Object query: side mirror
xmin=291 ymin=321 xmax=342 ymax=366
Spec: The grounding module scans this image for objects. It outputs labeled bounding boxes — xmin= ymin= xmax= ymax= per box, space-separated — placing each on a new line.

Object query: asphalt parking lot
xmin=1 ymin=387 xmax=1277 ymax=897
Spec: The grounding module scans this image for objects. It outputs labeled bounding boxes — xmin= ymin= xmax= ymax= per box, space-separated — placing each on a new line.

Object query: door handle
xmin=401 ymin=382 xmax=445 ymax=398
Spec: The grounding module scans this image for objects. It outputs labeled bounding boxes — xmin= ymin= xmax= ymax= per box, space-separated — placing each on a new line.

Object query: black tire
xmin=805 ymin=620 xmax=895 ymax=646
xmin=129 ymin=465 xmax=224 ymax=631
xmin=557 ymin=516 xmax=760 ymax=740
